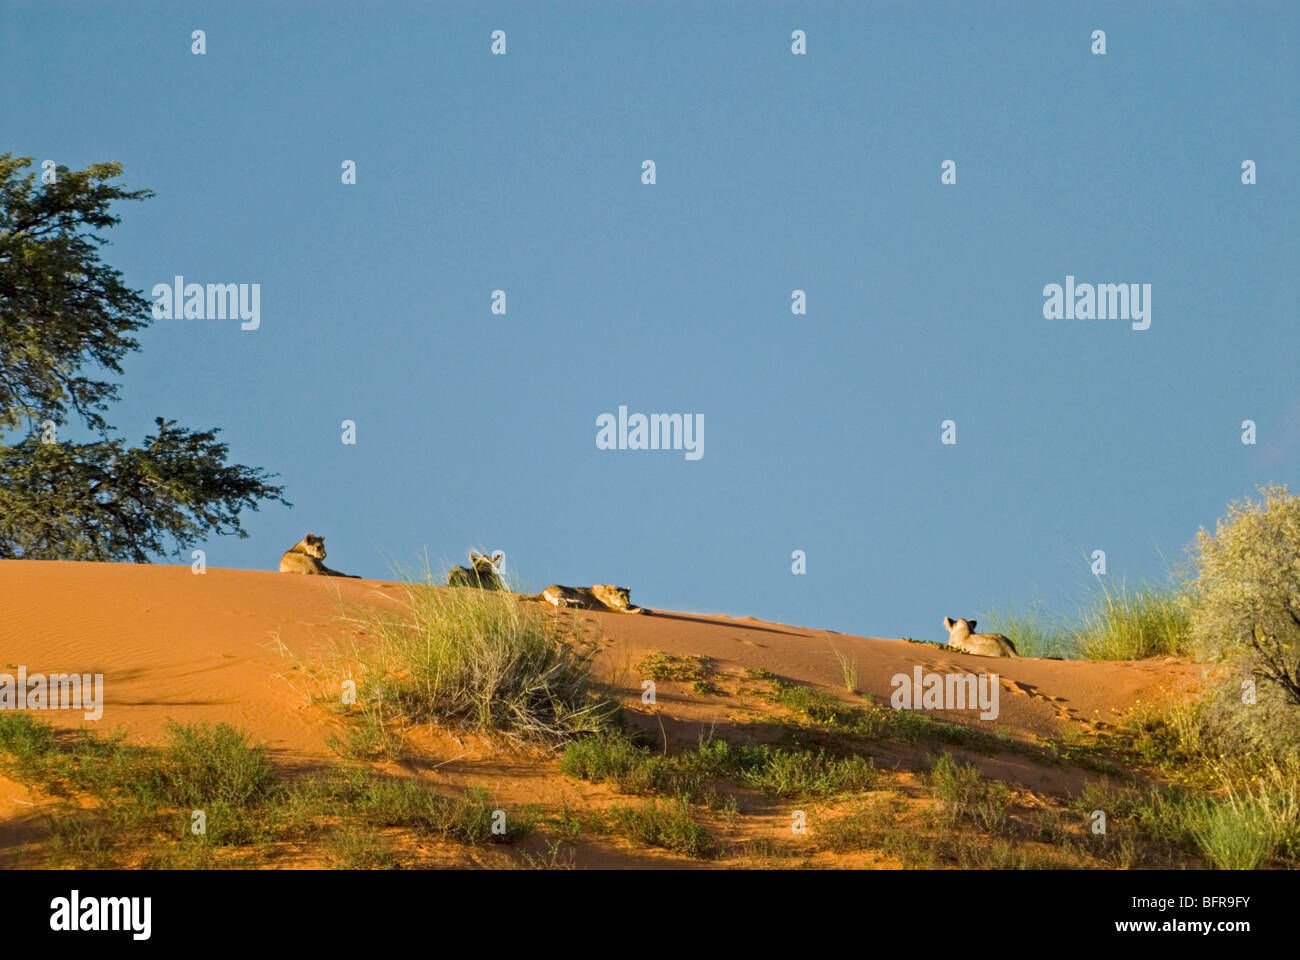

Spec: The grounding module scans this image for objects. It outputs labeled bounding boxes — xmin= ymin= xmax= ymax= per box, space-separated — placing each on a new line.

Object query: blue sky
xmin=5 ymin=2 xmax=1296 ymax=638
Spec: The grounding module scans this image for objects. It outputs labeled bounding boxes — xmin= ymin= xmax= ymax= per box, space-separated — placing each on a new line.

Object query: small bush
xmin=158 ymin=722 xmax=279 ymax=808
xmin=562 ymin=733 xmax=875 ymax=802
xmin=928 ymin=753 xmax=1011 ymax=832
xmin=1186 ymin=799 xmax=1273 ymax=870
xmin=0 ymin=713 xmax=56 ymax=769
xmin=329 ymin=566 xmax=614 ymax=743
xmin=1192 ymin=484 xmax=1300 ymax=705
xmin=608 ymin=800 xmax=715 ymax=858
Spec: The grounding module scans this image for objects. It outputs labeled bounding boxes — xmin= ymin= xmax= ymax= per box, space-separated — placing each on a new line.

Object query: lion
xmin=533 ymin=584 xmax=648 ymax=615
xmin=278 ymin=534 xmax=361 ymax=578
xmin=446 ymin=551 xmax=507 ymax=590
xmin=944 ymin=617 xmax=1018 ymax=657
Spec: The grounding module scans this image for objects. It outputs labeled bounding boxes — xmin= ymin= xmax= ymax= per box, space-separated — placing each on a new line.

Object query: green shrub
xmin=928 ymin=753 xmax=1011 ymax=832
xmin=331 ymin=566 xmax=613 ymax=742
xmin=1187 ymin=799 xmax=1274 ymax=870
xmin=608 ymin=800 xmax=715 ymax=858
xmin=1191 ymin=484 xmax=1300 ymax=704
xmin=158 ymin=722 xmax=279 ymax=808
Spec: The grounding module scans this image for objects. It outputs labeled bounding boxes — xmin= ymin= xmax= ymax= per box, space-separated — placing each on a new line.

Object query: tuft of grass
xmin=517 ymin=838 xmax=579 ymax=870
xmin=774 ymin=682 xmax=863 ymax=728
xmin=928 ymin=753 xmax=1012 ymax=833
xmin=768 ymin=680 xmax=975 ymax=747
xmin=319 ymin=562 xmax=615 ymax=744
xmin=1186 ymin=799 xmax=1273 ymax=870
xmin=608 ymin=799 xmax=715 ymax=858
xmin=979 ymin=578 xmax=1191 ymax=662
xmin=157 ymin=722 xmax=279 ymax=809
xmin=744 ymin=747 xmax=876 ymax=798
xmin=1076 ymin=579 xmax=1192 ymax=661
xmin=561 ymin=732 xmax=875 ymax=802
xmin=288 ymin=772 xmax=533 ymax=844
xmin=325 ymin=825 xmax=401 ymax=869
xmin=0 ymin=713 xmax=57 ymax=768
xmin=977 ymin=604 xmax=1076 ymax=659
xmin=43 ymin=812 xmax=118 ymax=869
xmin=829 ymin=643 xmax=858 ymax=694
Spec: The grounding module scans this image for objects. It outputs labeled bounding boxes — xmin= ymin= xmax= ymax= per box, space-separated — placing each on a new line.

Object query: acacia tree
xmin=0 ymin=154 xmax=286 ymax=562
xmin=1192 ymin=484 xmax=1300 ymax=705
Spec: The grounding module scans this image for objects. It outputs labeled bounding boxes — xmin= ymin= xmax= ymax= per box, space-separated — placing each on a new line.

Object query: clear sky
xmin=5 ymin=1 xmax=1296 ymax=639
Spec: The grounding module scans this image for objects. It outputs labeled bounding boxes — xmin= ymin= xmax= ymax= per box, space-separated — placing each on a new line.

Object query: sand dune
xmin=0 ymin=559 xmax=1201 ymax=754
xmin=0 ymin=559 xmax=1206 ymax=866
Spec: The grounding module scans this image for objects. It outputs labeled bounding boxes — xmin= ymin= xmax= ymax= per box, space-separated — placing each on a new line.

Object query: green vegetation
xmin=1191 ymin=484 xmax=1300 ymax=704
xmin=829 ymin=643 xmax=858 ymax=694
xmin=318 ymin=564 xmax=616 ymax=746
xmin=981 ymin=578 xmax=1191 ymax=662
xmin=977 ymin=603 xmax=1074 ymax=659
xmin=0 ymin=155 xmax=286 ymax=562
xmin=927 ymin=753 xmax=1012 ymax=833
xmin=635 ymin=651 xmax=720 ymax=695
xmin=561 ymin=732 xmax=876 ymax=803
xmin=1076 ymin=580 xmax=1192 ymax=661
xmin=607 ymin=800 xmax=716 ymax=859
xmin=767 ymin=678 xmax=976 ymax=747
xmin=812 ymin=794 xmax=1073 ymax=869
xmin=0 ymin=715 xmax=532 ymax=869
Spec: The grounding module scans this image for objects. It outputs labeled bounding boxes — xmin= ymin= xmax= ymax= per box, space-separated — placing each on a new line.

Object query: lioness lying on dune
xmin=279 ymin=534 xmax=361 ymax=578
xmin=525 ymin=584 xmax=648 ymax=615
xmin=944 ymin=616 xmax=1017 ymax=657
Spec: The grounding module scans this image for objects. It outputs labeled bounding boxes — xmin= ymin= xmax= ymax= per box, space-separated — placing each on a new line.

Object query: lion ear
xmin=967 ymin=620 xmax=977 ymax=632
xmin=943 ymin=617 xmax=953 ymax=630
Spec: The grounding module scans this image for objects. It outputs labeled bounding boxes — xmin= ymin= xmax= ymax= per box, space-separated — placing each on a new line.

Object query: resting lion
xmin=278 ymin=534 xmax=361 ymax=577
xmin=530 ymin=584 xmax=648 ymax=615
xmin=944 ymin=617 xmax=1018 ymax=658
xmin=446 ymin=551 xmax=507 ymax=590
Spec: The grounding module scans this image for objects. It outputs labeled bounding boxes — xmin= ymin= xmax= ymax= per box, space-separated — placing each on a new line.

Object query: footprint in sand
xmin=1002 ymin=679 xmax=1077 ymax=722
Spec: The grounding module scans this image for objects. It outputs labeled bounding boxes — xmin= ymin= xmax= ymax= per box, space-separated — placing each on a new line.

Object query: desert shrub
xmin=1186 ymin=798 xmax=1274 ymax=870
xmin=1191 ymin=484 xmax=1300 ymax=705
xmin=0 ymin=712 xmax=57 ymax=770
xmin=561 ymin=733 xmax=875 ymax=802
xmin=158 ymin=722 xmax=279 ymax=808
xmin=928 ymin=753 xmax=1011 ymax=832
xmin=331 ymin=564 xmax=614 ymax=743
xmin=608 ymin=799 xmax=715 ymax=858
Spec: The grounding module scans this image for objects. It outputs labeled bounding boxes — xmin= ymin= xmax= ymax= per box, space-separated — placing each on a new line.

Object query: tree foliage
xmin=0 ymin=154 xmax=286 ymax=561
xmin=1192 ymin=484 xmax=1300 ymax=705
